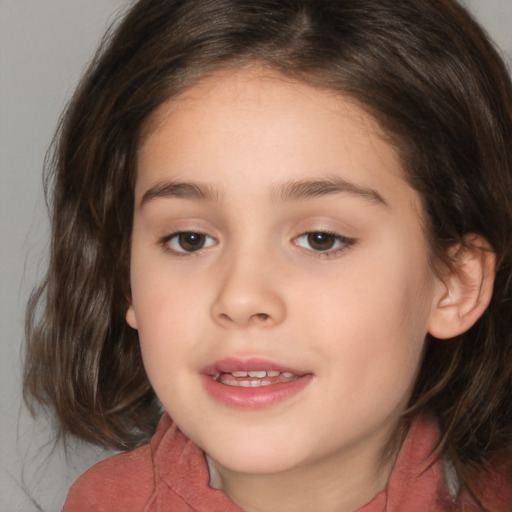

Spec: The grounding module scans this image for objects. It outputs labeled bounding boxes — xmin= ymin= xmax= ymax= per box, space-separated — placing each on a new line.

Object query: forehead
xmin=141 ymin=66 xmax=385 ymax=157
xmin=136 ymin=66 xmax=420 ymax=215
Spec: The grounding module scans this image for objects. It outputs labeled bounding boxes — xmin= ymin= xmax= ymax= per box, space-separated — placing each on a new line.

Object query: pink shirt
xmin=64 ymin=414 xmax=511 ymax=511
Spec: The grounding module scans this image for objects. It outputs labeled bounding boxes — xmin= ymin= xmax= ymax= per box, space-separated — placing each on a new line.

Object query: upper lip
xmin=201 ymin=357 xmax=308 ymax=376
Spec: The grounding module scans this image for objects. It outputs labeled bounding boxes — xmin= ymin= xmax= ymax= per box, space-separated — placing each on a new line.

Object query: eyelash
xmin=293 ymin=231 xmax=355 ymax=258
xmin=159 ymin=230 xmax=355 ymax=257
xmin=159 ymin=231 xmax=216 ymax=255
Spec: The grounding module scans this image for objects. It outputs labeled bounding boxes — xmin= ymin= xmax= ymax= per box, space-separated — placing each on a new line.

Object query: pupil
xmin=179 ymin=232 xmax=204 ymax=251
xmin=308 ymin=232 xmax=335 ymax=251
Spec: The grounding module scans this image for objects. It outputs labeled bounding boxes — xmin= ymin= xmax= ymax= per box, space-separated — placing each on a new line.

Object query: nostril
xmin=219 ymin=313 xmax=232 ymax=323
xmin=215 ymin=311 xmax=270 ymax=326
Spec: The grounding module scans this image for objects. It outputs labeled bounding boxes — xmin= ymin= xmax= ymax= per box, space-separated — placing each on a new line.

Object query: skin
xmin=126 ymin=66 xmax=448 ymax=512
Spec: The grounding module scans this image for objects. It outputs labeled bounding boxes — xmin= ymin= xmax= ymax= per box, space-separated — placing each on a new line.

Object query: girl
xmin=24 ymin=0 xmax=512 ymax=510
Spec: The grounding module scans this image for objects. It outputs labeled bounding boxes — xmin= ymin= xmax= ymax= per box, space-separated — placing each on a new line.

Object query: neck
xmin=208 ymin=427 xmax=400 ymax=512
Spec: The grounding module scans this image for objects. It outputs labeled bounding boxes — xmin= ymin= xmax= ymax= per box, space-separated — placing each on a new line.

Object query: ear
xmin=126 ymin=303 xmax=138 ymax=330
xmin=428 ymin=235 xmax=495 ymax=339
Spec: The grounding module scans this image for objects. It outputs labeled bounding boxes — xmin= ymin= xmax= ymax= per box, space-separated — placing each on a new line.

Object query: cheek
xmin=133 ymin=284 xmax=201 ymax=412
xmin=302 ymin=238 xmax=434 ymax=399
xmin=128 ymin=253 xmax=207 ymax=373
xmin=130 ymin=243 xmax=205 ymax=328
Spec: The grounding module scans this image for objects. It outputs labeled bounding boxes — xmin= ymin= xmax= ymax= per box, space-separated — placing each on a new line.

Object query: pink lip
xmin=201 ymin=357 xmax=313 ymax=410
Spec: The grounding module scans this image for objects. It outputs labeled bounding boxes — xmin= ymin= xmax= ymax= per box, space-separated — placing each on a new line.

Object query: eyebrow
xmin=272 ymin=176 xmax=388 ymax=206
xmin=140 ymin=176 xmax=387 ymax=208
xmin=140 ymin=180 xmax=221 ymax=206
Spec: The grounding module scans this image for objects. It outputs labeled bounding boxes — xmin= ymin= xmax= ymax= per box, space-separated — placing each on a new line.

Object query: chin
xmin=209 ymin=451 xmax=303 ymax=475
xmin=201 ymin=433 xmax=307 ymax=475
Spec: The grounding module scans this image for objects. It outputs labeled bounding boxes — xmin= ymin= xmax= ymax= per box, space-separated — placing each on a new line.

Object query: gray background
xmin=1 ymin=1 xmax=511 ymax=511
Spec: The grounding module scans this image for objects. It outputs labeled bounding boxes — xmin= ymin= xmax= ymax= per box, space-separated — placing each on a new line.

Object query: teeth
xmin=248 ymin=370 xmax=267 ymax=378
xmin=229 ymin=370 xmax=296 ymax=379
xmin=253 ymin=380 xmax=271 ymax=387
xmin=223 ymin=379 xmax=272 ymax=387
xmin=212 ymin=369 xmax=302 ymax=387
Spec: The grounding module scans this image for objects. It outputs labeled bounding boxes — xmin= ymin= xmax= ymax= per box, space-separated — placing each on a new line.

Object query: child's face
xmin=127 ymin=67 xmax=443 ymax=478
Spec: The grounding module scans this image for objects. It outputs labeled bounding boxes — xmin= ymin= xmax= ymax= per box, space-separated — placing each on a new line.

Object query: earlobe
xmin=126 ymin=304 xmax=138 ymax=330
xmin=428 ymin=235 xmax=495 ymax=340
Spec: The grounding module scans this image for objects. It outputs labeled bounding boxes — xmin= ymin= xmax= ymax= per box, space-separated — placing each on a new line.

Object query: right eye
xmin=162 ymin=231 xmax=216 ymax=253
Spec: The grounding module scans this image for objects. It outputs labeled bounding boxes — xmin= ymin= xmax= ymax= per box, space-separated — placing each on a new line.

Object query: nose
xmin=210 ymin=252 xmax=287 ymax=329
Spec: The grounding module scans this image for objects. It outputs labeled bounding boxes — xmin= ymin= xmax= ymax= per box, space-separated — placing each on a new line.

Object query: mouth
xmin=201 ymin=357 xmax=312 ymax=409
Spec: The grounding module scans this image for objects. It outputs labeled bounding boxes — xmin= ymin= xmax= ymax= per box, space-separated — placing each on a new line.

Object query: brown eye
xmin=307 ymin=232 xmax=337 ymax=251
xmin=165 ymin=231 xmax=216 ymax=253
xmin=178 ymin=232 xmax=205 ymax=251
xmin=294 ymin=231 xmax=354 ymax=254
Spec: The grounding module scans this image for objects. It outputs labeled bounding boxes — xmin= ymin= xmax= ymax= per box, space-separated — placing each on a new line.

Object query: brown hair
xmin=24 ymin=0 xmax=512 ymax=502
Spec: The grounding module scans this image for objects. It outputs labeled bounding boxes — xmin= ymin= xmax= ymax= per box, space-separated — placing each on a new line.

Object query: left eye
xmin=164 ymin=231 xmax=216 ymax=253
xmin=294 ymin=232 xmax=352 ymax=252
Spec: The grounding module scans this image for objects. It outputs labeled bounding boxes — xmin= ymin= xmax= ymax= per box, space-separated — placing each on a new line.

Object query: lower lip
xmin=201 ymin=374 xmax=313 ymax=410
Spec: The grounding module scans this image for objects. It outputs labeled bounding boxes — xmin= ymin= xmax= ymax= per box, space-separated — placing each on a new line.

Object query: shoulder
xmin=63 ymin=443 xmax=155 ymax=512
